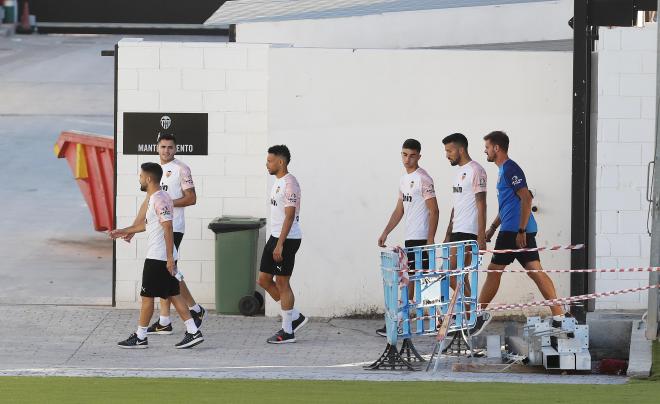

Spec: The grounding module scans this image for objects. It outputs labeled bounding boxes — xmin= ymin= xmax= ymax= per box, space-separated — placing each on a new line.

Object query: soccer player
xmin=376 ymin=138 xmax=439 ymax=336
xmin=112 ymin=163 xmax=204 ymax=349
xmin=257 ymin=145 xmax=307 ymax=344
xmin=472 ymin=131 xmax=570 ymax=335
xmin=442 ymin=133 xmax=487 ymax=319
xmin=123 ymin=134 xmax=205 ymax=335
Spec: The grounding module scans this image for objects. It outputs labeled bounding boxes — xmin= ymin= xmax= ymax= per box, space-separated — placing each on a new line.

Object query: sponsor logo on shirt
xmin=402 ymin=193 xmax=413 ymax=202
xmin=271 ymin=198 xmax=277 ymax=206
xmin=511 ymin=175 xmax=523 ymax=186
xmin=453 ymin=186 xmax=463 ymax=193
xmin=478 ymin=177 xmax=486 ymax=187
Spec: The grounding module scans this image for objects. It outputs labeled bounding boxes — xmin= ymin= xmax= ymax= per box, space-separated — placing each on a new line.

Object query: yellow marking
xmin=53 ymin=143 xmax=61 ymax=157
xmin=75 ymin=143 xmax=89 ymax=179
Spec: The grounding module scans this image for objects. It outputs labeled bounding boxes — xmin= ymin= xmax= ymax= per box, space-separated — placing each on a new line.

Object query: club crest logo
xmin=166 ymin=170 xmax=172 ymax=178
xmin=160 ymin=115 xmax=172 ymax=130
xmin=410 ymin=181 xmax=415 ymax=189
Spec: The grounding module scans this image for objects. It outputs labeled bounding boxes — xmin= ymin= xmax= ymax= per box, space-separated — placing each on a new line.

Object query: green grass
xmin=0 ymin=376 xmax=657 ymax=404
xmin=0 ymin=343 xmax=657 ymax=404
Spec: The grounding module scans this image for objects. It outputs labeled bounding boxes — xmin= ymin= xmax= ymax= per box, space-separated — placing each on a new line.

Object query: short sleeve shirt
xmin=451 ymin=160 xmax=487 ymax=235
xmin=399 ymin=167 xmax=436 ymax=240
xmin=145 ymin=190 xmax=179 ymax=261
xmin=497 ymin=159 xmax=537 ymax=233
xmin=160 ymin=158 xmax=194 ymax=234
xmin=269 ymin=173 xmax=302 ymax=239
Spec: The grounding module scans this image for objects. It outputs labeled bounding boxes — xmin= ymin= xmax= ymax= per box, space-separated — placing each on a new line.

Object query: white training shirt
xmin=269 ymin=173 xmax=302 ymax=239
xmin=399 ymin=167 xmax=436 ymax=240
xmin=451 ymin=160 xmax=487 ymax=235
xmin=146 ymin=190 xmax=179 ymax=261
xmin=160 ymin=158 xmax=195 ymax=234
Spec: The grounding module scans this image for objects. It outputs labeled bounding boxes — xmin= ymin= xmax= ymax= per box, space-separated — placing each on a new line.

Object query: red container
xmin=54 ymin=131 xmax=114 ymax=232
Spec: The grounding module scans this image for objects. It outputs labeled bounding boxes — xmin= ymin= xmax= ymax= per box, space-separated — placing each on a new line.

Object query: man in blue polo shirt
xmin=471 ymin=131 xmax=570 ymax=335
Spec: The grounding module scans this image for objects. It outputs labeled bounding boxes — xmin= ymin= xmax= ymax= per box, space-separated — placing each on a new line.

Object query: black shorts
xmin=450 ymin=232 xmax=478 ymax=242
xmin=491 ymin=231 xmax=540 ymax=266
xmin=141 ymin=259 xmax=180 ymax=299
xmin=405 ymin=239 xmax=429 ymax=272
xmin=260 ymin=236 xmax=301 ymax=276
xmin=174 ymin=232 xmax=183 ymax=250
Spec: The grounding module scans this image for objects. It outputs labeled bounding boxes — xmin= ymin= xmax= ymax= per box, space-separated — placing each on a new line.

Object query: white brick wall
xmin=594 ymin=25 xmax=655 ymax=309
xmin=115 ymin=39 xmax=270 ymax=308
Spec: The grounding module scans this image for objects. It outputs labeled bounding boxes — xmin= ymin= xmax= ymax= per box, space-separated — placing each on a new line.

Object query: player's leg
xmin=523 ymin=260 xmax=563 ymax=316
xmin=117 ymin=296 xmax=154 ymax=348
xmin=266 ymin=239 xmax=303 ymax=344
xmin=517 ymin=233 xmax=564 ymax=317
xmin=257 ymin=272 xmax=280 ymax=302
xmin=171 ymin=294 xmax=204 ymax=348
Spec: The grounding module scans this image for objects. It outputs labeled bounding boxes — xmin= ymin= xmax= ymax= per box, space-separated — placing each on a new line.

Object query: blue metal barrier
xmin=367 ymin=241 xmax=479 ymax=370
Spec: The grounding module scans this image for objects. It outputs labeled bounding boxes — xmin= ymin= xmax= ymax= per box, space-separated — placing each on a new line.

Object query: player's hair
xmin=483 ymin=130 xmax=509 ymax=152
xmin=157 ymin=133 xmax=177 ymax=144
xmin=141 ymin=162 xmax=163 ymax=183
xmin=442 ymin=133 xmax=468 ymax=149
xmin=268 ymin=145 xmax=291 ymax=164
xmin=402 ymin=138 xmax=421 ymax=152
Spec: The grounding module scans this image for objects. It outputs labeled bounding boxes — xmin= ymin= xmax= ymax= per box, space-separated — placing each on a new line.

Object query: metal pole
xmin=571 ymin=0 xmax=591 ymax=324
xmin=647 ymin=0 xmax=660 ymax=340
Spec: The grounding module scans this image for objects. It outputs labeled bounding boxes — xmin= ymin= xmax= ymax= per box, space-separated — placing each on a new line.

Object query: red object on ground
xmin=598 ymin=359 xmax=628 ymax=375
xmin=20 ymin=0 xmax=29 ymax=30
xmin=54 ymin=131 xmax=114 ymax=232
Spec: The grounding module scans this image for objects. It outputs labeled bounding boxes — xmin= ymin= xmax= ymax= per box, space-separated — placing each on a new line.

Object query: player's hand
xmin=108 ymin=229 xmax=127 ymax=239
xmin=378 ymin=234 xmax=387 ymax=248
xmin=485 ymin=227 xmax=496 ymax=242
xmin=167 ymin=258 xmax=175 ymax=275
xmin=516 ymin=232 xmax=527 ymax=249
xmin=273 ymin=244 xmax=284 ymax=263
xmin=477 ymin=236 xmax=487 ymax=251
xmin=122 ymin=233 xmax=135 ymax=243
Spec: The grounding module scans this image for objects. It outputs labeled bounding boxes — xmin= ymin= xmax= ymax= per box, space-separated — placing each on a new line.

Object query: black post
xmin=112 ymin=43 xmax=118 ymax=307
xmin=571 ymin=0 xmax=591 ymax=324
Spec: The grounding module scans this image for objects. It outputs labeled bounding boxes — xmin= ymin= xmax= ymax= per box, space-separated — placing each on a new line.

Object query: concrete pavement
xmin=0 ymin=304 xmax=628 ymax=384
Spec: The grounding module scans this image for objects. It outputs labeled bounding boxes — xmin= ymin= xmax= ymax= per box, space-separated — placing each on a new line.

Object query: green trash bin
xmin=208 ymin=216 xmax=267 ymax=316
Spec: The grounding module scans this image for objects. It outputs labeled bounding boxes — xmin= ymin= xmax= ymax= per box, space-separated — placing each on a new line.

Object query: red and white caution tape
xmin=397 ymin=243 xmax=585 ymax=264
xmin=488 ymin=284 xmax=660 ymax=312
xmin=391 ymin=266 xmax=660 ymax=275
xmin=478 ymin=243 xmax=585 ymax=255
xmin=396 ymin=284 xmax=660 ymax=324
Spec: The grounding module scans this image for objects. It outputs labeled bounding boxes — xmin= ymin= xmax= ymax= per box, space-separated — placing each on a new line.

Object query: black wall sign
xmin=123 ymin=113 xmax=208 ymax=155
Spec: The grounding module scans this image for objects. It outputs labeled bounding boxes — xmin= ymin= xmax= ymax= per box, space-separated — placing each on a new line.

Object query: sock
xmin=184 ymin=318 xmax=198 ymax=334
xmin=552 ymin=314 xmax=565 ymax=322
xmin=136 ymin=326 xmax=148 ymax=340
xmin=159 ymin=316 xmax=171 ymax=326
xmin=282 ymin=309 xmax=294 ymax=334
xmin=291 ymin=307 xmax=301 ymax=321
xmin=190 ymin=304 xmax=201 ymax=313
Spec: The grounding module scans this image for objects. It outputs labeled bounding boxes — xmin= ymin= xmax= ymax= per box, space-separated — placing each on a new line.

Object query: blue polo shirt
xmin=497 ymin=159 xmax=537 ymax=233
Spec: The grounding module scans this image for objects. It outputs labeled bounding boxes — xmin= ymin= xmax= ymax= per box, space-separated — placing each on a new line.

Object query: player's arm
xmin=378 ymin=198 xmax=404 ymax=247
xmin=475 ymin=192 xmax=487 ymax=250
xmin=515 ymin=187 xmax=533 ymax=248
xmin=444 ymin=208 xmax=454 ymax=243
xmin=273 ymin=206 xmax=295 ymax=263
xmin=109 ymin=221 xmax=145 ymax=239
xmin=174 ymin=166 xmax=197 ymax=207
xmin=120 ymin=196 xmax=149 ymax=242
xmin=425 ymin=197 xmax=439 ymax=245
xmin=173 ymin=187 xmax=196 ymax=208
xmin=161 ymin=219 xmax=176 ymax=274
xmin=486 ymin=215 xmax=500 ymax=242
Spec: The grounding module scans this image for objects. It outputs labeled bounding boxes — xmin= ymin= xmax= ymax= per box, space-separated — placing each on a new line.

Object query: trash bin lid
xmin=208 ymin=216 xmax=267 ymax=233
